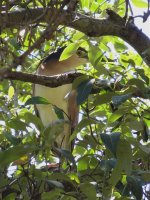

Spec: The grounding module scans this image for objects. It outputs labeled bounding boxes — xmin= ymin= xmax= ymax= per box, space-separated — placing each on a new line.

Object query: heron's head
xmin=41 ymin=47 xmax=88 ymax=72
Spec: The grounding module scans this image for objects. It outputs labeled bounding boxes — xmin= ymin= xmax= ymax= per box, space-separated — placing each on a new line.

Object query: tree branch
xmin=1 ymin=8 xmax=150 ymax=66
xmin=0 ymin=69 xmax=149 ymax=99
xmin=0 ymin=68 xmax=81 ymax=87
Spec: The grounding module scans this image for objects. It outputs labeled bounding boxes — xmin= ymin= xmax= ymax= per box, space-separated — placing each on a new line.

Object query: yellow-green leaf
xmin=8 ymin=86 xmax=14 ymax=99
xmin=131 ymin=0 xmax=147 ymax=8
xmin=59 ymin=43 xmax=80 ymax=61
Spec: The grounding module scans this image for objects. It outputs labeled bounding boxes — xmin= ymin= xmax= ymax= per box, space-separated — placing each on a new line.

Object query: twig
xmin=124 ymin=0 xmax=129 ymax=21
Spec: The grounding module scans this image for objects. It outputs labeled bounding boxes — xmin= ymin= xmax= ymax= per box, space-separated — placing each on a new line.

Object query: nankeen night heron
xmin=33 ymin=47 xmax=87 ymax=151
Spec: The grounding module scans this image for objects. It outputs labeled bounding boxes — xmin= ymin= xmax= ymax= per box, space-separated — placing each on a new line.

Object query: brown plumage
xmin=33 ymin=47 xmax=87 ymax=151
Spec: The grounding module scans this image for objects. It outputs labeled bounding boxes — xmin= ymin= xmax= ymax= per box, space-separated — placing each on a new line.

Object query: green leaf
xmin=24 ymin=112 xmax=44 ymax=131
xmin=77 ymin=156 xmax=89 ymax=171
xmin=109 ymin=139 xmax=132 ymax=186
xmin=95 ymin=64 xmax=109 ymax=76
xmin=43 ymin=121 xmax=64 ymax=145
xmin=136 ymin=68 xmax=149 ymax=85
xmin=116 ymin=140 xmax=132 ymax=175
xmin=100 ymin=158 xmax=117 ymax=171
xmin=7 ymin=118 xmax=28 ymax=131
xmin=138 ymin=144 xmax=150 ymax=154
xmin=70 ymin=118 xmax=96 ymax=142
xmin=80 ymin=183 xmax=96 ymax=200
xmin=81 ymin=0 xmax=90 ymax=9
xmin=3 ymin=193 xmax=16 ymax=200
xmin=8 ymin=86 xmax=15 ymax=99
xmin=72 ymin=31 xmax=85 ymax=40
xmin=101 ymin=132 xmax=121 ymax=157
xmin=55 ymin=148 xmax=76 ymax=168
xmin=41 ymin=189 xmax=61 ymax=200
xmin=109 ymin=159 xmax=123 ymax=186
xmin=59 ymin=43 xmax=80 ymax=61
xmin=72 ymin=75 xmax=89 ymax=90
xmin=127 ymin=120 xmax=143 ymax=131
xmin=112 ymin=93 xmax=132 ymax=108
xmin=4 ymin=132 xmax=20 ymax=145
xmin=127 ymin=176 xmax=143 ymax=200
xmin=88 ymin=45 xmax=103 ymax=66
xmin=77 ymin=79 xmax=94 ymax=105
xmin=9 ymin=38 xmax=21 ymax=50
xmin=46 ymin=180 xmax=64 ymax=189
xmin=94 ymin=92 xmax=114 ymax=106
xmin=53 ymin=106 xmax=64 ymax=120
xmin=114 ymin=41 xmax=127 ymax=51
xmin=48 ymin=173 xmax=72 ymax=183
xmin=121 ymin=58 xmax=135 ymax=67
xmin=0 ymin=144 xmax=36 ymax=168
xmin=60 ymin=195 xmax=76 ymax=200
xmin=139 ymin=171 xmax=150 ymax=183
xmin=74 ymin=118 xmax=96 ymax=133
xmin=127 ymin=78 xmax=146 ymax=90
xmin=142 ymin=126 xmax=149 ymax=142
xmin=131 ymin=0 xmax=147 ymax=8
xmin=90 ymin=1 xmax=99 ymax=12
xmin=108 ymin=108 xmax=125 ymax=124
xmin=25 ymin=96 xmax=50 ymax=106
xmin=69 ymin=173 xmax=80 ymax=184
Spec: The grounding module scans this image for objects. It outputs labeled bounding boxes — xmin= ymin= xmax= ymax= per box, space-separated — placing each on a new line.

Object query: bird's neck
xmin=38 ymin=54 xmax=87 ymax=76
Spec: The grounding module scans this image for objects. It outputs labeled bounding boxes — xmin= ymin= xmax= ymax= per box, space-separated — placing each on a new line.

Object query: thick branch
xmin=0 ymin=69 xmax=81 ymax=87
xmin=1 ymin=8 xmax=150 ymax=66
xmin=0 ymin=69 xmax=149 ymax=99
xmin=68 ymin=10 xmax=150 ymax=66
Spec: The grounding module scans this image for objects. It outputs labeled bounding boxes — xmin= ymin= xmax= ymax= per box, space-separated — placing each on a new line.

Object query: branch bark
xmin=0 ymin=68 xmax=81 ymax=87
xmin=1 ymin=8 xmax=150 ymax=66
xmin=0 ymin=68 xmax=149 ymax=99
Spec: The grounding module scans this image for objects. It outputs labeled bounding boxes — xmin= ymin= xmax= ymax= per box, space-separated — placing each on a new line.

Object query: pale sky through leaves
xmin=134 ymin=8 xmax=150 ymax=38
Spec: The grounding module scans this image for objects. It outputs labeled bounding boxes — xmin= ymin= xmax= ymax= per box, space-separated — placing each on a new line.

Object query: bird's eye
xmin=76 ymin=50 xmax=82 ymax=56
xmin=76 ymin=48 xmax=88 ymax=59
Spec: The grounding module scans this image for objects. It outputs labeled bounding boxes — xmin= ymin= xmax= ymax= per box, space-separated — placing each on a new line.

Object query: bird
xmin=33 ymin=46 xmax=87 ymax=152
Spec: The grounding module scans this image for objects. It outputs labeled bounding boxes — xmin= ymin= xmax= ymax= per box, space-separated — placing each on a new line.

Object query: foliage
xmin=0 ymin=0 xmax=150 ymax=200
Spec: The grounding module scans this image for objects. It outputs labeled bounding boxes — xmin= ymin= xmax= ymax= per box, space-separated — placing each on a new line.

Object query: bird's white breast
xmin=34 ymin=84 xmax=72 ymax=126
